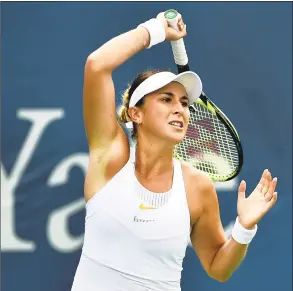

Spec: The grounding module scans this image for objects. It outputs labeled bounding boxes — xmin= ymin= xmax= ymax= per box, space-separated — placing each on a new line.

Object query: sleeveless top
xmin=71 ymin=147 xmax=191 ymax=291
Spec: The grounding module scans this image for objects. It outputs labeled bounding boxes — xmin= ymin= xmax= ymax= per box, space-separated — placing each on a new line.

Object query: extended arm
xmin=190 ymin=179 xmax=249 ymax=282
xmin=191 ymin=169 xmax=277 ymax=282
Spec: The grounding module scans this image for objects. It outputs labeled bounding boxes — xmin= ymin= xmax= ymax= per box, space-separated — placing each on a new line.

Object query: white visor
xmin=126 ymin=71 xmax=202 ymax=128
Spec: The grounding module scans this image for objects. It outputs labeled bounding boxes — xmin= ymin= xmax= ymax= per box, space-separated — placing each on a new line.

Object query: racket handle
xmin=164 ymin=9 xmax=188 ymax=66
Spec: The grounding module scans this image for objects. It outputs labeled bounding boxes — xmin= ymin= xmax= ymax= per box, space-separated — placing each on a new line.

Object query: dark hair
xmin=118 ymin=69 xmax=167 ymax=140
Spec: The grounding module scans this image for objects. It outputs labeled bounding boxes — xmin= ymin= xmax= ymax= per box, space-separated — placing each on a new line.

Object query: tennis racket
xmin=165 ymin=9 xmax=243 ymax=182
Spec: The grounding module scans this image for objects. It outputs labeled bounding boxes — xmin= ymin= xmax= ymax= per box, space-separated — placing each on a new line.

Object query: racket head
xmin=173 ymin=93 xmax=243 ymax=182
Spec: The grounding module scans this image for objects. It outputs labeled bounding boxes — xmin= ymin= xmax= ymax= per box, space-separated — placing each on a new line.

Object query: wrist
xmin=232 ymin=216 xmax=258 ymax=245
xmin=237 ymin=217 xmax=256 ymax=230
xmin=138 ymin=18 xmax=166 ymax=49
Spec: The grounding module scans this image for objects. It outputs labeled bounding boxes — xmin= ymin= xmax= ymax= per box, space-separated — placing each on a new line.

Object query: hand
xmin=237 ymin=169 xmax=278 ymax=229
xmin=156 ymin=12 xmax=187 ymax=41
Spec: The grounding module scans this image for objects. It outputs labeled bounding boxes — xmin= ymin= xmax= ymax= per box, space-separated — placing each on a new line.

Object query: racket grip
xmin=164 ymin=9 xmax=188 ymax=66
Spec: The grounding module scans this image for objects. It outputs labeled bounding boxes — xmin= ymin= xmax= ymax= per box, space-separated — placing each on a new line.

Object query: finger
xmin=256 ymin=169 xmax=267 ymax=192
xmin=178 ymin=22 xmax=184 ymax=31
xmin=177 ymin=14 xmax=186 ymax=32
xmin=180 ymin=24 xmax=187 ymax=35
xmin=262 ymin=170 xmax=272 ymax=194
xmin=238 ymin=180 xmax=246 ymax=201
xmin=177 ymin=18 xmax=185 ymax=31
xmin=168 ymin=25 xmax=187 ymax=39
xmin=265 ymin=192 xmax=278 ymax=211
xmin=264 ymin=177 xmax=278 ymax=201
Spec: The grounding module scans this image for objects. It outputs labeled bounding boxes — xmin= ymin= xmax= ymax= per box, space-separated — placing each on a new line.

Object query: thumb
xmin=238 ymin=180 xmax=246 ymax=201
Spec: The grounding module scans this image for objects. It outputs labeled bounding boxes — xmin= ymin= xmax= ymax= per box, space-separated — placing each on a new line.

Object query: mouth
xmin=169 ymin=121 xmax=184 ymax=129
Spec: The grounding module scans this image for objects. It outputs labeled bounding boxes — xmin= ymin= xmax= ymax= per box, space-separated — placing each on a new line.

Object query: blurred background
xmin=1 ymin=2 xmax=292 ymax=291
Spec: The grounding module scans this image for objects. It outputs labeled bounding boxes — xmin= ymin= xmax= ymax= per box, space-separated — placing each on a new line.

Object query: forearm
xmin=209 ymin=237 xmax=249 ymax=282
xmin=86 ymin=27 xmax=150 ymax=72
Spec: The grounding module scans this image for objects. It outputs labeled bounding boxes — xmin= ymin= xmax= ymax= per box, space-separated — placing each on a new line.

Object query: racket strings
xmin=174 ymin=102 xmax=239 ymax=180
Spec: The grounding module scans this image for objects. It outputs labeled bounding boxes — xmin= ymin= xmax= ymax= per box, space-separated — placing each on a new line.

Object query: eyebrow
xmin=159 ymin=92 xmax=189 ymax=101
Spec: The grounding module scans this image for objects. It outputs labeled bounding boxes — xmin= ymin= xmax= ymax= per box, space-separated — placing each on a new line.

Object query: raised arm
xmin=83 ymin=13 xmax=187 ymax=150
xmin=83 ymin=27 xmax=150 ymax=149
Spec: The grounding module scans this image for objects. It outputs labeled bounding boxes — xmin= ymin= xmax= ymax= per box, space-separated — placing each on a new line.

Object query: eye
xmin=181 ymin=101 xmax=189 ymax=107
xmin=162 ymin=97 xmax=172 ymax=103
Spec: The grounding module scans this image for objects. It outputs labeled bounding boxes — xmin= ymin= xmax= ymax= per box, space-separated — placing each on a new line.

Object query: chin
xmin=164 ymin=131 xmax=186 ymax=146
xmin=173 ymin=135 xmax=185 ymax=145
xmin=156 ymin=125 xmax=187 ymax=145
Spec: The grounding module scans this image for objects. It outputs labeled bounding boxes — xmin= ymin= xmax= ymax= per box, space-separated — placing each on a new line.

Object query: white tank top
xmin=71 ymin=148 xmax=191 ymax=291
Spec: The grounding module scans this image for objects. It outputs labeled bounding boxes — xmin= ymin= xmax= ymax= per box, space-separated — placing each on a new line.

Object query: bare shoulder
xmin=180 ymin=161 xmax=215 ymax=194
xmin=179 ymin=160 xmax=217 ymax=225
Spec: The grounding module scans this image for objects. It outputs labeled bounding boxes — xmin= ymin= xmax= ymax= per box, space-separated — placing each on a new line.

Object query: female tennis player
xmin=71 ymin=11 xmax=278 ymax=291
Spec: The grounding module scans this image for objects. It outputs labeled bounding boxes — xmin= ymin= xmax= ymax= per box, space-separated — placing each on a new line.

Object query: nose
xmin=172 ymin=101 xmax=184 ymax=115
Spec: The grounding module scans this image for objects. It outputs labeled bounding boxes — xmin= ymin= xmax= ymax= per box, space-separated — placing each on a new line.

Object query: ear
xmin=128 ymin=107 xmax=143 ymax=124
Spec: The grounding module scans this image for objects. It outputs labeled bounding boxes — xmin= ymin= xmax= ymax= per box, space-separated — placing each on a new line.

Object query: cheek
xmin=147 ymin=104 xmax=168 ymax=118
xmin=143 ymin=108 xmax=163 ymax=125
xmin=184 ymin=109 xmax=190 ymax=122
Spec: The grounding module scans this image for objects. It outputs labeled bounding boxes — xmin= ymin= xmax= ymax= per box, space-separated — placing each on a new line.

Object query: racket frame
xmin=174 ymin=46 xmax=244 ymax=181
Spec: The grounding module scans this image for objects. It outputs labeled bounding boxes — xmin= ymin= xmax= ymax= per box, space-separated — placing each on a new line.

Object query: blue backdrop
xmin=1 ymin=2 xmax=292 ymax=291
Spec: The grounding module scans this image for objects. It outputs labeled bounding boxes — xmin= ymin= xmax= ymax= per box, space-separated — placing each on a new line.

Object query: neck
xmin=134 ymin=138 xmax=174 ymax=180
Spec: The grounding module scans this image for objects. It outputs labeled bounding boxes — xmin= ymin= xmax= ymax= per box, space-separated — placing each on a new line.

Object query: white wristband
xmin=138 ymin=18 xmax=166 ymax=49
xmin=232 ymin=217 xmax=258 ymax=245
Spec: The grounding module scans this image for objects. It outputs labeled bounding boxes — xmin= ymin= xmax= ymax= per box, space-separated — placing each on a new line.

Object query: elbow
xmin=208 ymin=270 xmax=232 ymax=283
xmin=85 ymin=52 xmax=111 ymax=74
xmin=213 ymin=274 xmax=231 ymax=283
